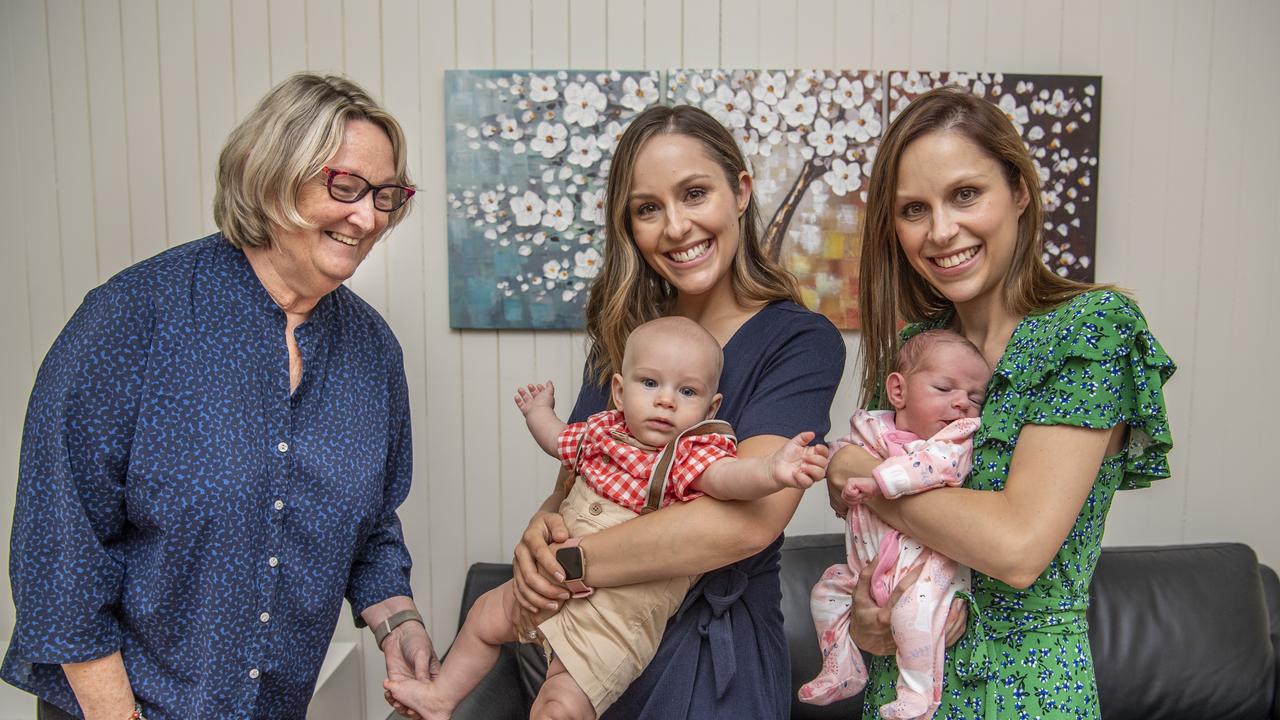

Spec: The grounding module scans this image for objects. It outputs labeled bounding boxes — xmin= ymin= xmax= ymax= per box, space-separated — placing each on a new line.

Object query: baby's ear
xmin=885 ymin=372 xmax=908 ymax=410
xmin=610 ymin=373 xmax=625 ymax=411
xmin=705 ymin=393 xmax=723 ymax=419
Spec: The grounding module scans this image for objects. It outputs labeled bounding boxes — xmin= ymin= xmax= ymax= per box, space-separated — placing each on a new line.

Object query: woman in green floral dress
xmin=825 ymin=87 xmax=1175 ymax=719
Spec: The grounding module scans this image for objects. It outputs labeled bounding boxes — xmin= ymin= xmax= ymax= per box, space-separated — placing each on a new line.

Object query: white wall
xmin=1 ymin=1 xmax=1276 ymax=718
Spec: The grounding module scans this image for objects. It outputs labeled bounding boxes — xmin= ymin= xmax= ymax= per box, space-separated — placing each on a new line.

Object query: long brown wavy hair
xmin=584 ymin=104 xmax=802 ymax=387
xmin=858 ymin=86 xmax=1111 ymax=404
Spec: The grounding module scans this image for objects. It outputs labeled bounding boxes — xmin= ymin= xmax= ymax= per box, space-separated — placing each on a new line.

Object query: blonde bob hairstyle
xmin=583 ymin=104 xmax=803 ymax=387
xmin=214 ymin=73 xmax=412 ymax=249
xmin=858 ymin=85 xmax=1109 ymax=405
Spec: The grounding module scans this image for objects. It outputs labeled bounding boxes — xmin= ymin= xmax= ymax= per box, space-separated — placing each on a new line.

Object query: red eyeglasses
xmin=320 ymin=166 xmax=416 ymax=212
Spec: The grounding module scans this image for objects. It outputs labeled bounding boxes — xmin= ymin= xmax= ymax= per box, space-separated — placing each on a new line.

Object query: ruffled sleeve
xmin=983 ymin=290 xmax=1176 ymax=490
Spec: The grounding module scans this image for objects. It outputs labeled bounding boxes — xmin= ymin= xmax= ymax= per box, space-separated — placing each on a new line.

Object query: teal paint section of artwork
xmin=446 ymin=70 xmax=663 ymax=329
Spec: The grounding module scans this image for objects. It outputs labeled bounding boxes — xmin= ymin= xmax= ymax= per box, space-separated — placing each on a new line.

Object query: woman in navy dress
xmin=509 ymin=104 xmax=845 ymax=718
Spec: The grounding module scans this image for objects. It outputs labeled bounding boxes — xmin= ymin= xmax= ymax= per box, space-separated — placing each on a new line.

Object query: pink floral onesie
xmin=800 ymin=410 xmax=978 ymax=720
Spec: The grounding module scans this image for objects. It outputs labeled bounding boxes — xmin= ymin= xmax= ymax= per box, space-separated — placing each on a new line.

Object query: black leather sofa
xmin=431 ymin=535 xmax=1280 ymax=719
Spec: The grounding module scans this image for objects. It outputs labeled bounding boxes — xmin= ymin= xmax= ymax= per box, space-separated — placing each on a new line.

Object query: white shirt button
xmin=248 ymin=668 xmax=260 ymax=679
xmin=277 ymin=442 xmax=289 ymax=453
xmin=268 ymin=556 xmax=279 ymax=568
xmin=260 ymin=612 xmax=271 ymax=623
xmin=273 ymin=499 xmax=285 ymax=511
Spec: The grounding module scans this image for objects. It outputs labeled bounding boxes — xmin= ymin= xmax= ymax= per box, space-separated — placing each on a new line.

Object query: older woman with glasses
xmin=3 ymin=73 xmax=434 ymax=720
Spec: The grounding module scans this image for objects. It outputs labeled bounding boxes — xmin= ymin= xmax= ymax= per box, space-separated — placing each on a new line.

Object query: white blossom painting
xmin=446 ymin=70 xmax=662 ymax=329
xmin=445 ymin=68 xmax=1101 ymax=330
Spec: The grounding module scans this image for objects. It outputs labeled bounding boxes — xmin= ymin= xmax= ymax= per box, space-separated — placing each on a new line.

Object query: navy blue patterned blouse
xmin=3 ymin=234 xmax=415 ymax=719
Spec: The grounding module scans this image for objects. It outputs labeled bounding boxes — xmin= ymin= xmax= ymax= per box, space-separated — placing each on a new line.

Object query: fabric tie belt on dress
xmin=673 ymin=553 xmax=773 ymax=700
xmin=950 ymin=591 xmax=1089 ymax=720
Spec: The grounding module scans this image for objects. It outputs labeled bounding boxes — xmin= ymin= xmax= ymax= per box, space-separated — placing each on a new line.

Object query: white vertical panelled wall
xmin=0 ymin=1 xmax=1277 ymax=718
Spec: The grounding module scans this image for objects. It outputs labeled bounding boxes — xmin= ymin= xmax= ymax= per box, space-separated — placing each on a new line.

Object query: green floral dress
xmin=861 ymin=290 xmax=1176 ymax=720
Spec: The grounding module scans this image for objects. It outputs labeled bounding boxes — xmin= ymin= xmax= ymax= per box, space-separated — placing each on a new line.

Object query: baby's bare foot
xmin=385 ymin=678 xmax=454 ymax=720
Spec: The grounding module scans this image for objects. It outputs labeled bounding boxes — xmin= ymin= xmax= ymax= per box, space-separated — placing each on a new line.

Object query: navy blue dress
xmin=568 ymin=301 xmax=844 ymax=719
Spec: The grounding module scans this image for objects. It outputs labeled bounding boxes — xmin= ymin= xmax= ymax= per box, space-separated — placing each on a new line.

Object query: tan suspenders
xmin=564 ymin=418 xmax=736 ymax=513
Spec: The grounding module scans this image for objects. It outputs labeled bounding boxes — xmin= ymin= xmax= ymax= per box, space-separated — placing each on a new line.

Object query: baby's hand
xmin=382 ymin=676 xmax=441 ymax=719
xmin=514 ymin=380 xmax=555 ymax=417
xmin=770 ymin=431 xmax=831 ymax=490
xmin=840 ymin=476 xmax=878 ymax=505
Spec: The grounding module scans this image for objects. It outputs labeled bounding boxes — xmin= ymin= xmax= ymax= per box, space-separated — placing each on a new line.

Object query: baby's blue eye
xmin=679 ymin=387 xmax=698 ymax=398
xmin=641 ymin=378 xmax=658 ymax=388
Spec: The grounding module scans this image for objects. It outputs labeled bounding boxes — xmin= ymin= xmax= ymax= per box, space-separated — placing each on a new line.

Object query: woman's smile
xmin=327 ymin=230 xmax=363 ymax=247
xmin=931 ymin=245 xmax=980 ymax=269
xmin=666 ymin=239 xmax=714 ymax=264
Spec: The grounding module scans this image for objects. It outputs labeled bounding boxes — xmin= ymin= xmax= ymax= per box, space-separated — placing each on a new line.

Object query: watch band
xmin=373 ymin=608 xmax=425 ymax=649
xmin=560 ymin=537 xmax=593 ymax=598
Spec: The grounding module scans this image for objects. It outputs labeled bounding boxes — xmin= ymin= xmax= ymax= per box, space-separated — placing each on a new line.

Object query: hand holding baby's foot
xmin=514 ymin=380 xmax=555 ymax=417
xmin=384 ymin=677 xmax=454 ymax=720
xmin=772 ymin=431 xmax=831 ymax=490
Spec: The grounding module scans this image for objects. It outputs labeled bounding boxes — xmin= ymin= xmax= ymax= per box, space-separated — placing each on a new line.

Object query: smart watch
xmin=555 ymin=537 xmax=593 ymax=598
xmin=372 ymin=608 xmax=425 ymax=649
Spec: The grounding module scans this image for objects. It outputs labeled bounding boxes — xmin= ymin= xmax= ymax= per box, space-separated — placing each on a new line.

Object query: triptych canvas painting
xmin=446 ymin=69 xmax=1100 ymax=330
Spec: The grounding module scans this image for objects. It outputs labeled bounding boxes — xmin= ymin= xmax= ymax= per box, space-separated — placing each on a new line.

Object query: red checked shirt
xmin=557 ymin=410 xmax=737 ymax=514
